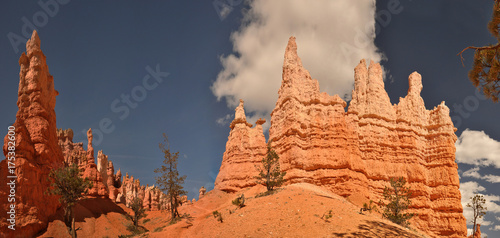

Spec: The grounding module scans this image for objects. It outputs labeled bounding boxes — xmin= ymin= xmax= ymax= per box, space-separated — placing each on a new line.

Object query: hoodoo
xmin=216 ymin=36 xmax=467 ymax=237
xmin=0 ymin=31 xmax=65 ymax=238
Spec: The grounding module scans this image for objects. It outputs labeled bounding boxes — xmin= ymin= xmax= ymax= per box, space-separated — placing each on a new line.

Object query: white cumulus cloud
xmin=456 ymin=129 xmax=500 ymax=167
xmin=211 ymin=0 xmax=385 ymax=127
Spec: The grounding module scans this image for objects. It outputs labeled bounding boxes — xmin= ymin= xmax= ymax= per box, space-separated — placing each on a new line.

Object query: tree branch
xmin=457 ymin=43 xmax=500 ymax=66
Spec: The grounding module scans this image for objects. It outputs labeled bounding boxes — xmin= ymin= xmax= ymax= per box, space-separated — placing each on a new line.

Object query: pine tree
xmin=459 ymin=0 xmax=500 ymax=102
xmin=380 ymin=177 xmax=414 ymax=227
xmin=130 ymin=197 xmax=146 ymax=228
xmin=154 ymin=133 xmax=187 ymax=221
xmin=255 ymin=144 xmax=286 ymax=191
xmin=47 ymin=163 xmax=93 ymax=238
xmin=467 ymin=194 xmax=487 ymax=238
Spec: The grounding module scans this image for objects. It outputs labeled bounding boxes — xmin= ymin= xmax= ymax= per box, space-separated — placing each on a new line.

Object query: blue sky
xmin=1 ymin=1 xmax=500 ymax=236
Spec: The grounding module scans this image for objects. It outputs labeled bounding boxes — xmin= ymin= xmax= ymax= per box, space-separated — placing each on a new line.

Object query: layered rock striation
xmin=0 ymin=31 xmax=64 ymax=237
xmin=216 ymin=37 xmax=466 ymax=237
xmin=214 ymin=100 xmax=267 ymax=192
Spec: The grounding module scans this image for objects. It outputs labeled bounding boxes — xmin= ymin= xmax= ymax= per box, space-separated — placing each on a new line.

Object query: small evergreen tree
xmin=130 ymin=197 xmax=146 ymax=228
xmin=254 ymin=144 xmax=286 ymax=191
xmin=47 ymin=163 xmax=93 ymax=238
xmin=154 ymin=133 xmax=187 ymax=221
xmin=467 ymin=194 xmax=487 ymax=238
xmin=380 ymin=177 xmax=414 ymax=227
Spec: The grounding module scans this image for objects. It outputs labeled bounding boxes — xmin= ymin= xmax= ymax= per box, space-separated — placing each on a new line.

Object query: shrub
xmin=380 ymin=177 xmax=414 ymax=226
xmin=232 ymin=194 xmax=245 ymax=208
xmin=212 ymin=210 xmax=223 ymax=223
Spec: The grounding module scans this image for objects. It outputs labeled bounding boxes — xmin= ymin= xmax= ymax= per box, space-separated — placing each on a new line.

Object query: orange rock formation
xmin=214 ymin=100 xmax=267 ymax=192
xmin=216 ymin=37 xmax=466 ymax=237
xmin=0 ymin=31 xmax=65 ymax=237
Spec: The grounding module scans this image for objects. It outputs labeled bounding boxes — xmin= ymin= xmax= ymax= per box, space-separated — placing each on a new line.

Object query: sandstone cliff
xmin=214 ymin=100 xmax=267 ymax=192
xmin=217 ymin=36 xmax=467 ymax=237
xmin=0 ymin=31 xmax=65 ymax=238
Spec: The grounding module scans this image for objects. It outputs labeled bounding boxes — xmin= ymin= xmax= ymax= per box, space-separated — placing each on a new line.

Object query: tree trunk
xmin=71 ymin=216 xmax=77 ymax=238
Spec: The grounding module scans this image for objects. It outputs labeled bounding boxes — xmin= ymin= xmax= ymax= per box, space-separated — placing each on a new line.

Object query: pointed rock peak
xmin=408 ymin=72 xmax=422 ymax=95
xmin=230 ymin=99 xmax=253 ymax=129
xmin=355 ymin=59 xmax=367 ymax=70
xmin=26 ymin=30 xmax=41 ymax=55
xmin=354 ymin=59 xmax=368 ymax=89
xmin=283 ymin=36 xmax=302 ymax=68
xmin=234 ymin=99 xmax=247 ymax=121
xmin=87 ymin=128 xmax=93 ymax=149
xmin=367 ymin=60 xmax=383 ymax=77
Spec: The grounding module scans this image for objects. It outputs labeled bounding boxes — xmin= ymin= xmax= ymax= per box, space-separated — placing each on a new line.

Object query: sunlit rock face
xmin=217 ymin=36 xmax=466 ymax=237
xmin=0 ymin=31 xmax=64 ymax=238
xmin=214 ymin=99 xmax=267 ymax=192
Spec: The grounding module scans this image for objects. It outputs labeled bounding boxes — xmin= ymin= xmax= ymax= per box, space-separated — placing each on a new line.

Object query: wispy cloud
xmin=216 ymin=114 xmax=232 ymax=126
xmin=463 ymin=167 xmax=500 ymax=183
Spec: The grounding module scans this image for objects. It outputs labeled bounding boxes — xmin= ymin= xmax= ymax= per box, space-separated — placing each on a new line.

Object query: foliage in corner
xmin=458 ymin=0 xmax=500 ymax=102
xmin=380 ymin=177 xmax=414 ymax=227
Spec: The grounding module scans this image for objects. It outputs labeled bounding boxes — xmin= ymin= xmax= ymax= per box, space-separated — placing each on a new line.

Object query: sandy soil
xmin=39 ymin=183 xmax=429 ymax=238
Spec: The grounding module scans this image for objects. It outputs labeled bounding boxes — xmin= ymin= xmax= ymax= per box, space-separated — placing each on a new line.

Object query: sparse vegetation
xmin=143 ymin=218 xmax=150 ymax=224
xmin=321 ymin=210 xmax=333 ymax=222
xmin=360 ymin=200 xmax=378 ymax=214
xmin=254 ymin=144 xmax=286 ymax=191
xmin=46 ymin=163 xmax=93 ymax=238
xmin=380 ymin=177 xmax=414 ymax=227
xmin=154 ymin=133 xmax=187 ymax=222
xmin=255 ymin=189 xmax=279 ymax=198
xmin=467 ymin=194 xmax=487 ymax=238
xmin=213 ymin=210 xmax=223 ymax=223
xmin=130 ymin=197 xmax=147 ymax=228
xmin=232 ymin=194 xmax=245 ymax=208
xmin=153 ymin=225 xmax=166 ymax=232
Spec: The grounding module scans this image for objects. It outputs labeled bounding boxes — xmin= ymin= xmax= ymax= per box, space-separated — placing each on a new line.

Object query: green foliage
xmin=360 ymin=200 xmax=379 ymax=214
xmin=467 ymin=194 xmax=487 ymax=238
xmin=154 ymin=133 xmax=187 ymax=221
xmin=380 ymin=177 xmax=414 ymax=227
xmin=232 ymin=194 xmax=245 ymax=208
xmin=47 ymin=163 xmax=93 ymax=238
xmin=460 ymin=1 xmax=500 ymax=102
xmin=212 ymin=210 xmax=223 ymax=223
xmin=254 ymin=144 xmax=286 ymax=191
xmin=130 ymin=197 xmax=147 ymax=227
xmin=321 ymin=210 xmax=333 ymax=222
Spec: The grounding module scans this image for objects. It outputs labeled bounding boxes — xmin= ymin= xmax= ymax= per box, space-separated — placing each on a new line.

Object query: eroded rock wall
xmin=217 ymin=36 xmax=466 ymax=237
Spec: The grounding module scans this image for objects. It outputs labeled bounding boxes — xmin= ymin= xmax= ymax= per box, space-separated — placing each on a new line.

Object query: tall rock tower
xmin=0 ymin=31 xmax=65 ymax=237
xmin=214 ymin=100 xmax=267 ymax=192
